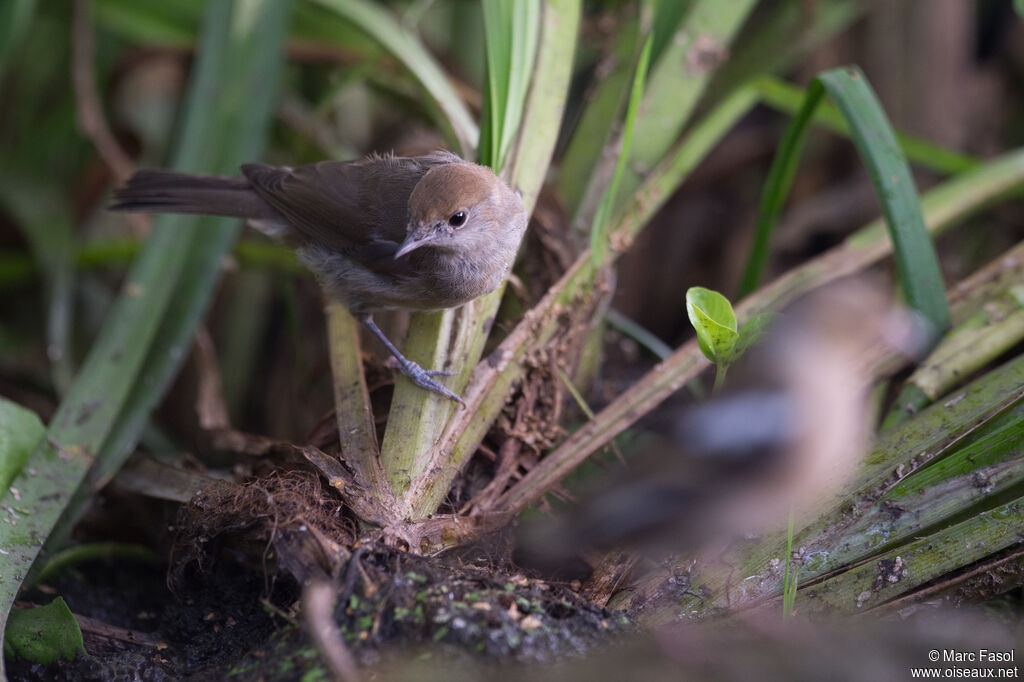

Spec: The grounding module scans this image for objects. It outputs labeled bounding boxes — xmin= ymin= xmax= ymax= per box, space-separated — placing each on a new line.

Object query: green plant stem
xmin=605 ymin=309 xmax=673 ymax=361
xmin=739 ymin=80 xmax=826 ymax=297
xmin=590 ymin=34 xmax=652 ymax=264
xmin=712 ymin=366 xmax=727 ymax=394
xmin=31 ymin=543 xmax=159 ymax=589
xmin=881 ymin=240 xmax=1024 ymax=428
xmin=326 ymin=301 xmax=388 ymax=507
xmin=782 ymin=508 xmax=796 ymax=621
xmin=799 ymin=491 xmax=1024 ymax=615
xmin=397 ymin=0 xmax=580 ymax=520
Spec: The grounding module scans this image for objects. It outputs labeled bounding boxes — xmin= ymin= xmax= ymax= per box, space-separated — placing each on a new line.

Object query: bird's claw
xmin=399 ymin=360 xmax=465 ymax=406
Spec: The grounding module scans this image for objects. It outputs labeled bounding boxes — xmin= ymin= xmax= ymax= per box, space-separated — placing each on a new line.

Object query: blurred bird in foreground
xmin=110 ymin=151 xmax=528 ymax=403
xmin=516 ymin=280 xmax=926 ymax=572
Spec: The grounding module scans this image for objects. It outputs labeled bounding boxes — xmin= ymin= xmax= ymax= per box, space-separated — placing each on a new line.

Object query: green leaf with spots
xmin=686 ymin=287 xmax=739 ymax=366
xmin=3 ymin=597 xmax=83 ymax=665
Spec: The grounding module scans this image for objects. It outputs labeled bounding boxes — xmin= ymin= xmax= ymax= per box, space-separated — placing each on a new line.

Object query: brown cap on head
xmin=407 ymin=163 xmax=502 ymax=225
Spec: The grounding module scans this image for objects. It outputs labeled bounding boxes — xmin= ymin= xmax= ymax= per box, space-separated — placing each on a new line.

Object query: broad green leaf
xmin=0 ymin=398 xmax=44 ymax=493
xmin=3 ymin=598 xmax=83 ymax=665
xmin=686 ymin=286 xmax=738 ymax=365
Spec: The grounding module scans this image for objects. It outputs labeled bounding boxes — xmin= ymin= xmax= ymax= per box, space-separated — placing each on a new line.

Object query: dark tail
xmin=109 ymin=169 xmax=277 ymax=220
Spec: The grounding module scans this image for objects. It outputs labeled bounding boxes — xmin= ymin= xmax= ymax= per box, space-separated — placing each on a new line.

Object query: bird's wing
xmin=241 ymin=152 xmax=460 ymax=268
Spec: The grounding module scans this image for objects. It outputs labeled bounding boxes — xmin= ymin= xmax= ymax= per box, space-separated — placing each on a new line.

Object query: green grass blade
xmin=563 ymin=0 xmax=755 ymax=233
xmin=703 ymin=0 xmax=863 ymax=109
xmin=0 ymin=2 xmax=290 ymax=676
xmin=817 ymin=66 xmax=951 ymax=332
xmin=0 ymin=183 xmax=75 ymax=393
xmin=49 ymin=0 xmax=293 ymax=552
xmin=754 ymin=76 xmax=980 ymax=176
xmin=555 ymin=15 xmax=639 ymax=215
xmin=309 ymin=0 xmax=478 ymax=157
xmin=590 ymin=34 xmax=652 ymax=265
xmin=618 ymin=0 xmax=756 ymax=204
xmin=605 ymin=309 xmax=673 ymax=361
xmin=738 ymin=80 xmax=826 ymax=297
xmin=93 ymin=0 xmax=203 ymax=47
xmin=648 ymin=0 xmax=692 ymax=67
xmin=478 ymin=0 xmax=540 ymax=169
xmin=740 ymin=66 xmax=951 ymax=335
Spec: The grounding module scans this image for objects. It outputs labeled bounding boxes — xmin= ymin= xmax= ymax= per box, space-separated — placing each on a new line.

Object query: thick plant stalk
xmin=397 ymin=0 xmax=581 ymax=519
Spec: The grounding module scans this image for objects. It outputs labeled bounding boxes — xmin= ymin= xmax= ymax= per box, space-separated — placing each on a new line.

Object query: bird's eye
xmin=448 ymin=210 xmax=468 ymax=227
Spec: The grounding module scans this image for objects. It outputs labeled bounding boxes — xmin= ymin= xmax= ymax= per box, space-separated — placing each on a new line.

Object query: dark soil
xmin=6 ymin=550 xmax=298 ymax=681
xmin=6 ymin=541 xmax=624 ymax=681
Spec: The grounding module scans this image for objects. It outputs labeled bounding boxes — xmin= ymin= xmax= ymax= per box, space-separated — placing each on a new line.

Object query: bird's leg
xmin=360 ymin=315 xmax=465 ymax=406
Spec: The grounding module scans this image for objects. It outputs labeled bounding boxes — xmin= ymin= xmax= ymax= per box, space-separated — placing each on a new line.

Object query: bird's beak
xmin=394 ymin=225 xmax=436 ymax=259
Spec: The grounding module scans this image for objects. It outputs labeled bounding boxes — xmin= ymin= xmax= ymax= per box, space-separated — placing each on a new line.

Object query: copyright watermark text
xmin=911 ymin=649 xmax=1018 ymax=678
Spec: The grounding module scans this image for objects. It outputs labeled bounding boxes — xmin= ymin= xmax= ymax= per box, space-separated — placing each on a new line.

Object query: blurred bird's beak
xmin=394 ymin=225 xmax=437 ymax=259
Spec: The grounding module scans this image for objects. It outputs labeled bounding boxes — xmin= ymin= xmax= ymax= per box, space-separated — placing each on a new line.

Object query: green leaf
xmin=0 ymin=398 xmax=44 ymax=493
xmin=3 ymin=598 xmax=84 ymax=665
xmin=739 ymin=66 xmax=951 ymax=341
xmin=686 ymin=286 xmax=738 ymax=366
xmin=752 ymin=77 xmax=979 ymax=176
xmin=555 ymin=15 xmax=638 ymax=215
xmin=0 ymin=2 xmax=291 ymax=678
xmin=590 ymin=33 xmax=653 ymax=264
xmin=94 ymin=0 xmax=203 ymax=47
xmin=648 ymin=0 xmax=693 ymax=67
xmin=818 ymin=66 xmax=950 ymax=333
xmin=619 ymin=0 xmax=756 ymax=205
xmin=478 ymin=0 xmax=540 ymax=169
xmin=739 ymin=80 xmax=826 ymax=297
xmin=309 ymin=0 xmax=478 ymax=157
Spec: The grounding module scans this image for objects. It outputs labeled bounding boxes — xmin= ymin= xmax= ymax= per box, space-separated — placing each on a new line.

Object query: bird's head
xmin=395 ymin=162 xmax=526 ymax=260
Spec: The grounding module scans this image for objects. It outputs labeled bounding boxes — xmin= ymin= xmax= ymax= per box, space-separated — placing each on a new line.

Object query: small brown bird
xmin=110 ymin=151 xmax=528 ymax=403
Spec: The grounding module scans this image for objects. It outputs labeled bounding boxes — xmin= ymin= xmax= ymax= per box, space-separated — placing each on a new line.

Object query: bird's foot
xmin=392 ymin=358 xmax=465 ymax=406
